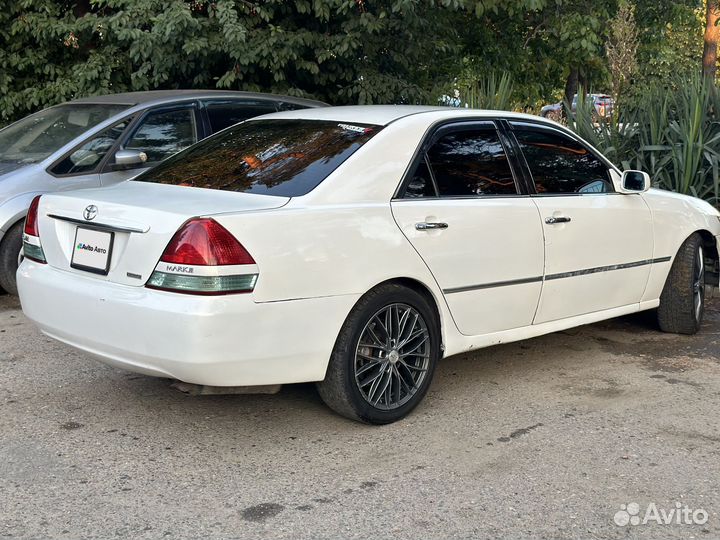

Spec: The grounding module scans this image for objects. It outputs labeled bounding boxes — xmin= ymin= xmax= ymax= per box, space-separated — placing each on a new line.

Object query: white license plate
xmin=71 ymin=227 xmax=114 ymax=275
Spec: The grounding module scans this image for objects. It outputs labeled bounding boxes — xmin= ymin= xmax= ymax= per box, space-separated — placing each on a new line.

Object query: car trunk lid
xmin=35 ymin=181 xmax=288 ymax=287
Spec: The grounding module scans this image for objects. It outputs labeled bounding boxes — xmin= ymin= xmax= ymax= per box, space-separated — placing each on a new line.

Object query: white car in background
xmin=17 ymin=106 xmax=720 ymax=424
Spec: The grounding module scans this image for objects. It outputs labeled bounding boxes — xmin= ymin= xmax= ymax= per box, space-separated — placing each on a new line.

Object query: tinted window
xmin=426 ymin=129 xmax=516 ymax=196
xmin=276 ymin=101 xmax=311 ymax=112
xmin=204 ymin=100 xmax=278 ymax=133
xmin=514 ymin=129 xmax=613 ymax=194
xmin=404 ymin=157 xmax=436 ymax=198
xmin=51 ymin=119 xmax=131 ymax=175
xmin=137 ymin=120 xmax=380 ymax=197
xmin=125 ymin=108 xmax=198 ymax=163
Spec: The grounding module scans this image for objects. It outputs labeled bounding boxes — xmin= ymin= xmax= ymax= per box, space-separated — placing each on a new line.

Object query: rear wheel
xmin=317 ymin=283 xmax=440 ymax=424
xmin=657 ymin=233 xmax=705 ymax=334
xmin=0 ymin=222 xmax=24 ymax=296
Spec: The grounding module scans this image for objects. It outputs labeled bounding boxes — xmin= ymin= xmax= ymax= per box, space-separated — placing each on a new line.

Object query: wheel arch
xmin=0 ymin=191 xmax=43 ymax=242
xmin=696 ymin=229 xmax=720 ymax=288
xmin=362 ymin=277 xmax=447 ymax=356
xmin=0 ymin=216 xmax=25 ymax=249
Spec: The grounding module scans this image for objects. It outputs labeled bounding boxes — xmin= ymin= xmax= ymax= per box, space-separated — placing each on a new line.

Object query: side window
xmin=125 ymin=108 xmax=198 ymax=163
xmin=425 ymin=129 xmax=517 ymax=197
xmin=204 ymin=100 xmax=278 ymax=133
xmin=404 ymin=157 xmax=436 ymax=198
xmin=513 ymin=129 xmax=613 ymax=194
xmin=275 ymin=101 xmax=309 ymax=112
xmin=51 ymin=119 xmax=131 ymax=176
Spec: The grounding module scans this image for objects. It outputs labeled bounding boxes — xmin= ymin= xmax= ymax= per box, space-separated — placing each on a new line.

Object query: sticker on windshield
xmin=338 ymin=123 xmax=372 ymax=134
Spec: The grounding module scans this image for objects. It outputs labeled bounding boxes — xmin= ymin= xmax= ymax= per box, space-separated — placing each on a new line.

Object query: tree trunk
xmin=564 ymin=66 xmax=578 ymax=105
xmin=73 ymin=0 xmax=92 ymax=18
xmin=703 ymin=0 xmax=720 ymax=79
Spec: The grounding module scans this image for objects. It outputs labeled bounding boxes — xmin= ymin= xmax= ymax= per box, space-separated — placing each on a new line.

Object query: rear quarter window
xmin=136 ymin=119 xmax=380 ymax=197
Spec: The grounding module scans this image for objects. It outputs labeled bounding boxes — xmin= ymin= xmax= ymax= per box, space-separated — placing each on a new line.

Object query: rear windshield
xmin=136 ymin=119 xmax=381 ymax=197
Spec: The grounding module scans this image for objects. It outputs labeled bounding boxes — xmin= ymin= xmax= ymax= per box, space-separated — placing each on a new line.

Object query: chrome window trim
xmin=393 ymin=118 xmax=525 ymax=200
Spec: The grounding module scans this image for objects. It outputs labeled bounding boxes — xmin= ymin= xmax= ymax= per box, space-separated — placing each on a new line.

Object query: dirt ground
xmin=0 ymin=293 xmax=718 ymax=539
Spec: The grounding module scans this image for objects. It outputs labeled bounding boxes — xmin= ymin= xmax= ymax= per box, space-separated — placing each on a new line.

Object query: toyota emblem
xmin=83 ymin=205 xmax=98 ymax=221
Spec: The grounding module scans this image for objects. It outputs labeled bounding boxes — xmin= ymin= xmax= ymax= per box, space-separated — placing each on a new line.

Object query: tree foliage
xmin=606 ymin=2 xmax=639 ymax=107
xmin=1 ymin=0 xmax=540 ymax=123
xmin=0 ymin=0 xmax=716 ymax=126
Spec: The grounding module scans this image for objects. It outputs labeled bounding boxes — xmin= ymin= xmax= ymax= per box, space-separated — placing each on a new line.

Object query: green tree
xmin=606 ymin=2 xmax=639 ymax=109
xmin=0 ymin=0 xmax=469 ymax=124
xmin=634 ymin=0 xmax=704 ymax=84
xmin=703 ymin=0 xmax=720 ymax=78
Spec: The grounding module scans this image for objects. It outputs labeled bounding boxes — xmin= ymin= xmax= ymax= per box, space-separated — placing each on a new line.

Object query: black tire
xmin=0 ymin=221 xmax=24 ymax=296
xmin=317 ymin=283 xmax=441 ymax=424
xmin=657 ymin=233 xmax=706 ymax=335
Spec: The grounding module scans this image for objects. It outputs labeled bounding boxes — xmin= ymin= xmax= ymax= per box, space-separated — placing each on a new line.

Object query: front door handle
xmin=545 ymin=216 xmax=572 ymax=225
xmin=415 ymin=222 xmax=449 ymax=231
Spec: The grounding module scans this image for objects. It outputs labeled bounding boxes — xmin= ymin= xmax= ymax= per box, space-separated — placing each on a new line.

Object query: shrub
xmin=566 ymin=73 xmax=720 ymax=206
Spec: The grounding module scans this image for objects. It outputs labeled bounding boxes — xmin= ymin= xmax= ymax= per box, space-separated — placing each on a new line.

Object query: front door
xmin=391 ymin=122 xmax=545 ymax=336
xmin=102 ymin=105 xmax=201 ymax=185
xmin=49 ymin=118 xmax=134 ymax=190
xmin=508 ymin=122 xmax=654 ymax=324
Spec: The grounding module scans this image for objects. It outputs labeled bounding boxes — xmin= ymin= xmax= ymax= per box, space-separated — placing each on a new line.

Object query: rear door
xmin=507 ymin=121 xmax=653 ymax=324
xmin=201 ymin=99 xmax=280 ymax=134
xmin=391 ymin=121 xmax=545 ymax=336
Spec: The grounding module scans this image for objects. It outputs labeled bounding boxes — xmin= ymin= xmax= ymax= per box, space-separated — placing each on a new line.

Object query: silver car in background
xmin=540 ymin=93 xmax=614 ymax=121
xmin=0 ymin=90 xmax=326 ymax=294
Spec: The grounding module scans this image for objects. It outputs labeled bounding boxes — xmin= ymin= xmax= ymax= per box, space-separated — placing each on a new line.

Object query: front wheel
xmin=657 ymin=233 xmax=706 ymax=334
xmin=317 ymin=283 xmax=440 ymax=424
xmin=0 ymin=222 xmax=24 ymax=295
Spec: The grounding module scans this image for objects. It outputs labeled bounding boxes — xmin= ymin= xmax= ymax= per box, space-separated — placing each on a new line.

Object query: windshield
xmin=0 ymin=104 xmax=130 ymax=165
xmin=137 ymin=119 xmax=381 ymax=197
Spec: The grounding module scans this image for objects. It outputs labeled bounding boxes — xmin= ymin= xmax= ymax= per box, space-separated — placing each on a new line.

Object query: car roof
xmin=259 ymin=105 xmax=552 ymax=127
xmin=66 ymin=90 xmax=328 ymax=108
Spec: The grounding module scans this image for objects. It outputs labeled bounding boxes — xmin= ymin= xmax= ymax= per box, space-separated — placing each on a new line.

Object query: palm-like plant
xmin=460 ymin=71 xmax=515 ymax=110
xmin=566 ymin=74 xmax=720 ymax=207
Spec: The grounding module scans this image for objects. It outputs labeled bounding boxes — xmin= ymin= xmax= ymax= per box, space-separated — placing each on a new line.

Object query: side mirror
xmin=619 ymin=170 xmax=650 ymax=193
xmin=113 ymin=149 xmax=148 ymax=170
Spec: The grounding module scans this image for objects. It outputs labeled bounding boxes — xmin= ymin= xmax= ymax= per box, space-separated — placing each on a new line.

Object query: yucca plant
xmin=636 ymin=75 xmax=720 ymax=204
xmin=565 ymin=89 xmax=639 ymax=168
xmin=629 ymin=81 xmax=671 ymax=179
xmin=566 ymin=74 xmax=720 ymax=207
xmin=460 ymin=71 xmax=515 ymax=110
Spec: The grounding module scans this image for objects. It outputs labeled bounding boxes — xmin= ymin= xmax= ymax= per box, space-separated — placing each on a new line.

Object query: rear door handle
xmin=545 ymin=216 xmax=571 ymax=224
xmin=415 ymin=222 xmax=449 ymax=231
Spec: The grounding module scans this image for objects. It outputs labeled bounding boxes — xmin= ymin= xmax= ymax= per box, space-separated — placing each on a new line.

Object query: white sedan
xmin=17 ymin=106 xmax=720 ymax=424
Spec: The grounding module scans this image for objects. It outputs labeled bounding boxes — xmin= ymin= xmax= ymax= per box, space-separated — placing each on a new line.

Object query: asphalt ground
xmin=1 ymin=293 xmax=718 ymax=539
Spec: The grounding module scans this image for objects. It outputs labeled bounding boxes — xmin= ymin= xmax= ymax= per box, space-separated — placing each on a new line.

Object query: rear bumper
xmin=17 ymin=262 xmax=359 ymax=386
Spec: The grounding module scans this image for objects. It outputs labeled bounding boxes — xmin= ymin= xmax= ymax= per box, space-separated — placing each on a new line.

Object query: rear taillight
xmin=146 ymin=218 xmax=257 ymax=295
xmin=25 ymin=195 xmax=41 ymax=236
xmin=22 ymin=195 xmax=46 ymax=264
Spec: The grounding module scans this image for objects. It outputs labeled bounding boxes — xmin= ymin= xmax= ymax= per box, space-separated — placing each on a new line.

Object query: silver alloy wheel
xmin=354 ymin=303 xmax=431 ymax=411
xmin=694 ymin=245 xmax=704 ymax=321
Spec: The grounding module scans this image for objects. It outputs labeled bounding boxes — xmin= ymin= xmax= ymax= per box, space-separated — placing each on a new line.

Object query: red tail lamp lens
xmin=160 ymin=218 xmax=255 ymax=266
xmin=25 ymin=195 xmax=41 ymax=236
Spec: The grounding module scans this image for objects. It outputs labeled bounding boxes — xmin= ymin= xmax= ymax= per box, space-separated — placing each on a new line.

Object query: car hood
xmin=0 ymin=162 xmax=29 ymax=177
